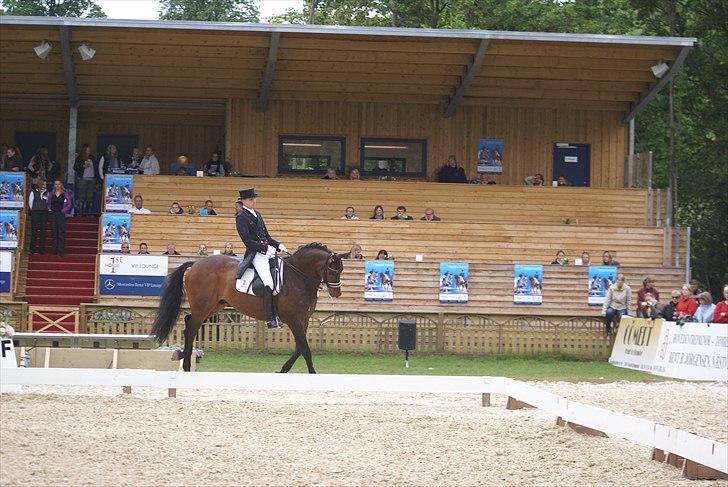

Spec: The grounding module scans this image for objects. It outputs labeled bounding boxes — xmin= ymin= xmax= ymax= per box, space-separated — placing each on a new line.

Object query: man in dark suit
xmin=236 ymin=187 xmax=288 ymax=328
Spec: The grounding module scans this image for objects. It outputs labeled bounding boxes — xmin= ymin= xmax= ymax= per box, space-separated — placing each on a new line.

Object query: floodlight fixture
xmin=651 ymin=61 xmax=669 ymax=78
xmin=78 ymin=42 xmax=96 ymax=61
xmin=34 ymin=40 xmax=52 ymax=59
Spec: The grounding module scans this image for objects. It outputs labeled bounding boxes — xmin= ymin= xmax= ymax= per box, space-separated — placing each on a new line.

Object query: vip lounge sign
xmin=0 ymin=251 xmax=12 ymax=293
xmin=99 ymin=255 xmax=168 ymax=296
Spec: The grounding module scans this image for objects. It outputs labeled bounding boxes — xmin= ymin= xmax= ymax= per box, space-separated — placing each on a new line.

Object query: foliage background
xmin=2 ymin=0 xmax=726 ymax=296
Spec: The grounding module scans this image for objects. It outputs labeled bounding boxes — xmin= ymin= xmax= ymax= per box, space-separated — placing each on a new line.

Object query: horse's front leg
xmin=182 ymin=315 xmax=196 ymax=372
xmin=279 ymin=348 xmax=301 ymax=373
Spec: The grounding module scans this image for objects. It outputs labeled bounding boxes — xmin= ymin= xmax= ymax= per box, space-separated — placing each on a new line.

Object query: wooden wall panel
xmin=0 ymin=103 xmax=224 ymax=176
xmin=227 ymin=99 xmax=628 ymax=187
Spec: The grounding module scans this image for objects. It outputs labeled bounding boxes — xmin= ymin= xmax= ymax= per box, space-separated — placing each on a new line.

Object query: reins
xmin=283 ymin=251 xmax=342 ymax=289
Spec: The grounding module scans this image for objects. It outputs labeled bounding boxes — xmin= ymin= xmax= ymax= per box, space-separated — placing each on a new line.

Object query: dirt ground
xmin=1 ymin=381 xmax=726 ymax=486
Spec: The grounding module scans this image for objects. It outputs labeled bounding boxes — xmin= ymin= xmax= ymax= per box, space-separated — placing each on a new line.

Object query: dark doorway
xmin=15 ymin=132 xmax=57 ymax=166
xmin=96 ymin=134 xmax=139 ymax=165
xmin=552 ymin=143 xmax=590 ymax=187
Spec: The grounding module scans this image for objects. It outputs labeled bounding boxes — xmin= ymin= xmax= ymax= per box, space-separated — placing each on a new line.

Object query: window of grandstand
xmin=278 ymin=135 xmax=345 ymax=174
xmin=360 ymin=138 xmax=426 ymax=177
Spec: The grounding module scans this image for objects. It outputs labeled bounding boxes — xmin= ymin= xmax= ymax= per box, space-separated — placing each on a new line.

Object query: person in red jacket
xmin=675 ymin=284 xmax=698 ymax=319
xmin=712 ymin=285 xmax=728 ymax=323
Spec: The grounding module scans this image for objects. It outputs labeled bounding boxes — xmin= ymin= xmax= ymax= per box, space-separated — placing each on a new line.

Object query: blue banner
xmin=439 ymin=262 xmax=469 ymax=303
xmin=99 ymin=274 xmax=165 ymax=296
xmin=588 ymin=265 xmax=618 ymax=306
xmin=0 ymin=251 xmax=12 ymax=292
xmin=476 ymin=138 xmax=504 ymax=174
xmin=101 ymin=212 xmax=131 ymax=252
xmin=98 ymin=255 xmax=169 ymax=296
xmin=104 ymin=175 xmax=133 ymax=212
xmin=0 ymin=210 xmax=19 ymax=250
xmin=0 ymin=172 xmax=25 ymax=210
xmin=514 ymin=264 xmax=543 ymax=304
xmin=364 ymin=260 xmax=394 ymax=301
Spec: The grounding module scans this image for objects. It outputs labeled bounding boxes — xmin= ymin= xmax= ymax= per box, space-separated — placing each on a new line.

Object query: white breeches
xmin=252 ymin=252 xmax=274 ymax=289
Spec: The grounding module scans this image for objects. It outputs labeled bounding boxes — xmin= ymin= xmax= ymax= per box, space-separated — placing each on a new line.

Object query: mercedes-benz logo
xmin=104 ymin=279 xmax=116 ymax=290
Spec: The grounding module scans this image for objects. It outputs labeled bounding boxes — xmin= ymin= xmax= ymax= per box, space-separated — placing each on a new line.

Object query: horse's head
xmin=289 ymin=243 xmax=344 ymax=298
xmin=322 ymin=252 xmax=344 ymax=298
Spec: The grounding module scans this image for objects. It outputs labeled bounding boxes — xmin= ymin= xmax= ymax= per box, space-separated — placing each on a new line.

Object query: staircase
xmin=24 ymin=216 xmax=98 ymax=331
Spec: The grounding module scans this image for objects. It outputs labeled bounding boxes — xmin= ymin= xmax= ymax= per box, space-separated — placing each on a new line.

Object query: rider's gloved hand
xmin=265 ymin=246 xmax=277 ymax=258
xmin=278 ymin=244 xmax=288 ymax=254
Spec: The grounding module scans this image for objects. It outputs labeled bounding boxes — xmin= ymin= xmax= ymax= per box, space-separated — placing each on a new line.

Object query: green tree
xmin=1 ymin=0 xmax=105 ymax=17
xmin=159 ymin=0 xmax=259 ymax=22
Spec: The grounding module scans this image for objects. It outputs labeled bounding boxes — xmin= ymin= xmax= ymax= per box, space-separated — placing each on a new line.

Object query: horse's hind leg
xmin=181 ymin=314 xmax=197 ymax=372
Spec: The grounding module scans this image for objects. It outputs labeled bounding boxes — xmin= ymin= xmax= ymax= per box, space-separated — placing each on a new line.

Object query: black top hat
xmin=238 ymin=187 xmax=258 ymax=200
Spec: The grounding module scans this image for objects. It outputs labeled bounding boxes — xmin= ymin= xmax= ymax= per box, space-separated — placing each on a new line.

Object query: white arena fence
xmin=1 ymin=368 xmax=726 ymax=476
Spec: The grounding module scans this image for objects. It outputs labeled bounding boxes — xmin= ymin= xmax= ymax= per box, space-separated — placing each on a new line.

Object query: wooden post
xmin=122 ymin=386 xmax=132 ymax=394
xmin=651 ymin=448 xmax=666 ymax=463
xmin=481 ymin=393 xmax=490 ymax=407
xmin=506 ymin=396 xmax=534 ymax=410
xmin=436 ymin=313 xmax=445 ymax=352
xmin=666 ymin=453 xmax=685 ymax=469
xmin=682 ymin=459 xmax=728 ymax=480
xmin=167 ymin=388 xmax=177 ymax=398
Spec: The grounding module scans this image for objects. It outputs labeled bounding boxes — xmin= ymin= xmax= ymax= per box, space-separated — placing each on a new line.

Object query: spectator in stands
xmin=321 ymin=168 xmax=338 ymax=180
xmin=636 ymin=277 xmax=660 ymax=317
xmin=421 ymin=207 xmax=441 ymax=221
xmin=602 ymin=250 xmax=620 ymax=267
xmin=74 ymin=144 xmax=99 ymax=217
xmin=129 ymin=147 xmax=143 ymax=170
xmin=712 ymin=285 xmax=728 ymax=323
xmin=689 ymin=279 xmax=703 ymax=298
xmin=3 ymin=146 xmax=23 ymax=172
xmin=551 ymin=250 xmax=568 ymax=265
xmin=120 ymin=242 xmax=131 ymax=254
xmin=580 ymin=251 xmax=591 ymax=266
xmin=557 ymin=175 xmax=571 ymax=186
xmin=675 ymin=284 xmax=698 ymax=319
xmin=223 ymin=242 xmax=236 ymax=256
xmin=376 ymin=249 xmax=389 ymax=260
xmin=28 ymin=178 xmax=48 ymax=254
xmin=524 ymin=173 xmax=545 ymax=186
xmin=661 ymin=290 xmax=681 ymax=320
xmin=391 ymin=205 xmax=414 ymax=220
xmin=197 ymin=244 xmax=208 ymax=256
xmin=170 ymin=154 xmax=195 ymax=176
xmin=98 ymin=144 xmax=123 ymax=179
xmin=348 ymin=168 xmax=361 ymax=180
xmin=139 ymin=145 xmax=160 ymax=175
xmin=0 ymin=143 xmax=7 ymax=170
xmin=602 ymin=273 xmax=631 ymax=336
xmin=162 ymin=243 xmax=180 ymax=255
xmin=636 ymin=293 xmax=662 ymax=319
xmin=341 ymin=244 xmax=363 ymax=260
xmin=47 ymin=179 xmax=72 ymax=257
xmin=438 ymin=155 xmax=467 ymax=183
xmin=199 ymin=200 xmax=217 ymax=216
xmin=168 ymin=202 xmax=184 ymax=215
xmin=692 ymin=292 xmax=715 ymax=323
xmin=370 ymin=205 xmax=385 ymax=220
xmin=341 ymin=206 xmax=360 ymax=220
xmin=129 ymin=194 xmax=151 ymax=214
xmin=27 ymin=147 xmax=57 ymax=185
xmin=138 ymin=242 xmax=150 ymax=255
xmin=203 ymin=151 xmax=225 ymax=177
xmin=470 ymin=173 xmax=496 ymax=185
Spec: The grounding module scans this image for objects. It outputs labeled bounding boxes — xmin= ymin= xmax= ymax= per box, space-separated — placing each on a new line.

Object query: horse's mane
xmin=294 ymin=242 xmax=330 ymax=254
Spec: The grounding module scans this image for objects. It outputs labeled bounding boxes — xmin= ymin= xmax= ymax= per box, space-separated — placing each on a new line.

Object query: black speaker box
xmin=398 ymin=320 xmax=417 ymax=351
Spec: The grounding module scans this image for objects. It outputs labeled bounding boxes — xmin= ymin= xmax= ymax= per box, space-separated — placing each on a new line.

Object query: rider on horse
xmin=235 ymin=187 xmax=288 ymax=329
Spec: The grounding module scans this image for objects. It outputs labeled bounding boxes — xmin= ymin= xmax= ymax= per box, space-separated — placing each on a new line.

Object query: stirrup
xmin=266 ymin=317 xmax=282 ymax=329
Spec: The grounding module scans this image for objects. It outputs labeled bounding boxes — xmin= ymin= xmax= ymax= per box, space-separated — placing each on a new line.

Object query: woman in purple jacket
xmin=47 ymin=179 xmax=72 ymax=256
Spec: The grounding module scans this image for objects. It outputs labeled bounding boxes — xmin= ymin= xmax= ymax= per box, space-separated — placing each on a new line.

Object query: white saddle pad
xmin=235 ymin=257 xmax=284 ymax=296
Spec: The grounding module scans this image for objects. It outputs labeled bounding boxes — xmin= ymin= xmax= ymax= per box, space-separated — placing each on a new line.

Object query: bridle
xmin=284 ymin=251 xmax=342 ymax=290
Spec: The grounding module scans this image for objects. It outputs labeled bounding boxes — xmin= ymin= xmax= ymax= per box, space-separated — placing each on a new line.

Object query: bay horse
xmin=151 ymin=243 xmax=343 ymax=373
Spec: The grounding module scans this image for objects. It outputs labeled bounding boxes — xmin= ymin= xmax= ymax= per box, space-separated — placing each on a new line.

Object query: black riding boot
xmin=263 ymin=286 xmax=281 ymax=329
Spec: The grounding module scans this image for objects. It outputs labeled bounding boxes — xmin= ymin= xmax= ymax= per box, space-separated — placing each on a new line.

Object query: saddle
xmin=235 ymin=255 xmax=284 ymax=297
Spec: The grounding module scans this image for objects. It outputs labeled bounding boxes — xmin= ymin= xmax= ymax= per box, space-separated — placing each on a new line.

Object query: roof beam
xmin=443 ymin=39 xmax=489 ymax=118
xmin=59 ymin=25 xmax=79 ymax=108
xmin=256 ymin=32 xmax=280 ymax=112
xmin=622 ymin=46 xmax=691 ymax=123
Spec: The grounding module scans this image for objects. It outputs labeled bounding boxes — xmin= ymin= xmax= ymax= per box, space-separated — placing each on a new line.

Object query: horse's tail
xmin=151 ymin=261 xmax=194 ymax=343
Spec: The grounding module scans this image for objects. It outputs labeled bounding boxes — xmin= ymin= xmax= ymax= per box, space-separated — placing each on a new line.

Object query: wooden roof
xmin=0 ymin=17 xmax=695 ymax=118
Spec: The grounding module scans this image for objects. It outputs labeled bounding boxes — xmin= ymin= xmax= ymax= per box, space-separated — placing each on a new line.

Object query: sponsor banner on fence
xmin=513 ymin=264 xmax=543 ymax=304
xmin=0 ymin=251 xmax=12 ymax=293
xmin=0 ymin=172 xmax=25 ymax=210
xmin=101 ymin=212 xmax=131 ymax=252
xmin=439 ymin=262 xmax=469 ymax=303
xmin=364 ymin=260 xmax=394 ymax=301
xmin=588 ymin=265 xmax=618 ymax=306
xmin=99 ymin=254 xmax=168 ymax=296
xmin=0 ymin=210 xmax=19 ymax=250
xmin=476 ymin=138 xmax=504 ymax=174
xmin=609 ymin=317 xmax=728 ymax=382
xmin=104 ymin=175 xmax=133 ymax=212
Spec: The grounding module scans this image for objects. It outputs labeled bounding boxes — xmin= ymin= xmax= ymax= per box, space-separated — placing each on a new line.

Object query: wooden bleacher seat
xmin=129 ymin=215 xmax=667 ymax=267
xmin=98 ymin=256 xmax=686 ymax=318
xmin=132 ymin=176 xmax=649 ymax=226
